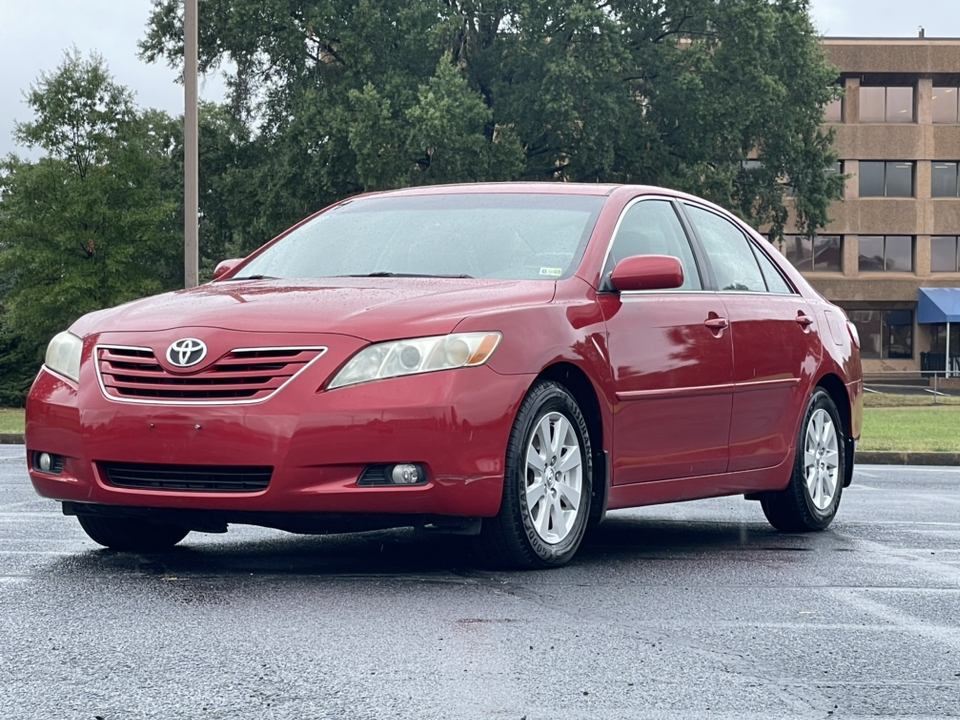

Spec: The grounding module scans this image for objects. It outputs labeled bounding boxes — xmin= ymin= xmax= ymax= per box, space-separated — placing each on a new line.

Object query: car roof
xmin=347 ymin=182 xmax=659 ymax=199
xmin=345 ymin=182 xmax=740 ymax=217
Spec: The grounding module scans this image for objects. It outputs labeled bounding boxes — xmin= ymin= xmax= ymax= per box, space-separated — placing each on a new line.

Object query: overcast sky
xmin=1 ymin=0 xmax=959 ymax=158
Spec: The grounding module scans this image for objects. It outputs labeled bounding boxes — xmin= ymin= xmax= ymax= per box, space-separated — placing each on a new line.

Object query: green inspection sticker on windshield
xmin=539 ymin=267 xmax=563 ymax=277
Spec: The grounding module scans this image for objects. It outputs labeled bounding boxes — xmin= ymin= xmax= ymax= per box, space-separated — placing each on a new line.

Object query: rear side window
xmin=603 ymin=200 xmax=702 ymax=290
xmin=684 ymin=204 xmax=766 ymax=292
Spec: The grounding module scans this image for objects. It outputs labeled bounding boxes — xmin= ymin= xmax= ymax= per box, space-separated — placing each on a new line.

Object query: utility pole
xmin=184 ymin=0 xmax=199 ymax=288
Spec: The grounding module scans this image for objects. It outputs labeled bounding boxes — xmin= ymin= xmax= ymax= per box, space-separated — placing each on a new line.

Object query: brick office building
xmin=774 ymin=37 xmax=960 ymax=375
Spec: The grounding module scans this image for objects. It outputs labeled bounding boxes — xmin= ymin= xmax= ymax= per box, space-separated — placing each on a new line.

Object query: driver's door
xmin=597 ymin=198 xmax=734 ymax=484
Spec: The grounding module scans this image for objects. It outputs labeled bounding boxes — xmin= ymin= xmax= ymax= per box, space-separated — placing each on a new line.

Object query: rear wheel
xmin=477 ymin=380 xmax=592 ymax=569
xmin=761 ymin=388 xmax=844 ymax=532
xmin=77 ymin=515 xmax=189 ymax=551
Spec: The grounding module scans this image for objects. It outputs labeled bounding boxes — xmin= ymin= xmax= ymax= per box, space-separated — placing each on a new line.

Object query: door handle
xmin=704 ymin=317 xmax=729 ymax=330
xmin=796 ymin=314 xmax=814 ymax=328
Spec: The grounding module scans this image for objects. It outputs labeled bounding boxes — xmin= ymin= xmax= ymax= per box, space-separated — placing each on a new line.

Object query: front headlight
xmin=44 ymin=331 xmax=83 ymax=383
xmin=328 ymin=332 xmax=502 ymax=389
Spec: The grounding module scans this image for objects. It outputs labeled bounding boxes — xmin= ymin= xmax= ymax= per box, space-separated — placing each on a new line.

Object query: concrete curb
xmin=855 ymin=451 xmax=960 ymax=466
xmin=2 ymin=434 xmax=958 ymax=466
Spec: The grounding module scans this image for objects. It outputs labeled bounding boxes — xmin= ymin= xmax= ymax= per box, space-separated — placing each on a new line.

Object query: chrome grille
xmin=97 ymin=345 xmax=326 ymax=404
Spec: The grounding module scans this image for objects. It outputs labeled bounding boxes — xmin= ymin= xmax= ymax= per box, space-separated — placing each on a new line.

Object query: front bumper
xmin=26 ymin=362 xmax=531 ymax=520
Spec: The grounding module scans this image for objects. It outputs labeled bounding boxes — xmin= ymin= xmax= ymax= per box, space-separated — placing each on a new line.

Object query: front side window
xmin=859 ymin=86 xmax=914 ymax=123
xmin=236 ymin=193 xmax=604 ymax=281
xmin=858 ymin=236 xmax=913 ymax=272
xmin=846 ymin=308 xmax=914 ymax=359
xmin=783 ymin=235 xmax=842 ymax=272
xmin=933 ymin=87 xmax=959 ymax=123
xmin=603 ymin=199 xmax=702 ymax=290
xmin=859 ymin=161 xmax=914 ymax=197
xmin=683 ymin=205 xmax=766 ymax=292
xmin=932 ymin=162 xmax=960 ymax=198
xmin=932 ymin=236 xmax=960 ymax=272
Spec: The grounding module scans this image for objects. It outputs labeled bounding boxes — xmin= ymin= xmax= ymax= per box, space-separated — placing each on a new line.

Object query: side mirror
xmin=610 ymin=255 xmax=684 ymax=292
xmin=212 ymin=258 xmax=243 ymax=281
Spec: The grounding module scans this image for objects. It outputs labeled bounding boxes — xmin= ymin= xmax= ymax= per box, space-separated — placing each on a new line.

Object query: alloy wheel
xmin=803 ymin=408 xmax=840 ymax=512
xmin=524 ymin=411 xmax=584 ymax=544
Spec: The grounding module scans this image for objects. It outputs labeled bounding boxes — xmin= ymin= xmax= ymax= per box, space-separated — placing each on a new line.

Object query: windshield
xmin=235 ymin=192 xmax=605 ymax=281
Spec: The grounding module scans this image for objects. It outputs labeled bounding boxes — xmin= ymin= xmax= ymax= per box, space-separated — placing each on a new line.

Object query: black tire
xmin=761 ymin=389 xmax=845 ymax=532
xmin=77 ymin=515 xmax=189 ymax=551
xmin=476 ymin=380 xmax=593 ymax=569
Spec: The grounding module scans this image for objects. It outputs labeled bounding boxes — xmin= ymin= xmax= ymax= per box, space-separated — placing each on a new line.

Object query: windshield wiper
xmin=224 ymin=274 xmax=277 ymax=281
xmin=341 ymin=272 xmax=473 ymax=279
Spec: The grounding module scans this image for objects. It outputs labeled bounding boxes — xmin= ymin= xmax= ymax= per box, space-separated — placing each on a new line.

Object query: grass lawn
xmin=860 ymin=391 xmax=960 ymax=452
xmin=1 ymin=393 xmax=958 ymax=452
xmin=860 ymin=405 xmax=960 ymax=452
xmin=0 ymin=408 xmax=25 ymax=434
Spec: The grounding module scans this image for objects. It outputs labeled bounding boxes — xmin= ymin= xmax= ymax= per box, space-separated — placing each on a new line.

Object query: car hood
xmin=70 ymin=277 xmax=557 ymax=341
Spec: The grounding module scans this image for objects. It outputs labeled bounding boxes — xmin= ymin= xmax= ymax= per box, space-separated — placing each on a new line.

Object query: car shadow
xmin=44 ymin=511 xmax=849 ymax=580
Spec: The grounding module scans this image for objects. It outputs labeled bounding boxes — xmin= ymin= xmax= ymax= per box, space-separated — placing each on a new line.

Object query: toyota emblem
xmin=166 ymin=338 xmax=208 ymax=368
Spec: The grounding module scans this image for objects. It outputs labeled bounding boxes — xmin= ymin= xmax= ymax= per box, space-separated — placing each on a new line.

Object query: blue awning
xmin=918 ymin=288 xmax=960 ymax=323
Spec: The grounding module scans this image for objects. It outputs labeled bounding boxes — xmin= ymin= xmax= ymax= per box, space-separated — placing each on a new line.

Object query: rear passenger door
xmin=682 ymin=203 xmax=821 ymax=473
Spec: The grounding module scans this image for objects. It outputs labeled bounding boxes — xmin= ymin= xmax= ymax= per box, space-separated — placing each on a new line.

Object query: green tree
xmin=0 ymin=50 xmax=183 ymax=400
xmin=141 ymin=0 xmax=842 ymax=241
xmin=158 ymin=100 xmax=266 ymax=276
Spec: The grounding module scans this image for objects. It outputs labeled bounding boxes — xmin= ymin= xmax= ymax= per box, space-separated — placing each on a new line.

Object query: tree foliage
xmin=0 ymin=50 xmax=183 ymax=401
xmin=141 ymin=0 xmax=842 ymax=244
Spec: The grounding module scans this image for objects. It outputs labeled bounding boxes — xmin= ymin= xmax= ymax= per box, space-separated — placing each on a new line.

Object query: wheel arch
xmin=537 ymin=362 xmax=609 ymax=524
xmin=815 ymin=372 xmax=855 ymax=488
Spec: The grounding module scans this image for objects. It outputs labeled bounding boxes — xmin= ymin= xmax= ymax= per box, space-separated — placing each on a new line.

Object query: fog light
xmin=357 ymin=463 xmax=427 ymax=486
xmin=34 ymin=452 xmax=63 ymax=474
xmin=391 ymin=463 xmax=422 ymax=485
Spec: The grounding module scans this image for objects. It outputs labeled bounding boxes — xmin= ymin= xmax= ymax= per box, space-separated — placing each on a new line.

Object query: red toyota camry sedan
xmin=26 ymin=183 xmax=863 ymax=568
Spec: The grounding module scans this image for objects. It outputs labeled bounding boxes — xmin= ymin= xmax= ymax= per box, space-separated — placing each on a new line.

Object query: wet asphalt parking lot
xmin=1 ymin=445 xmax=959 ymax=719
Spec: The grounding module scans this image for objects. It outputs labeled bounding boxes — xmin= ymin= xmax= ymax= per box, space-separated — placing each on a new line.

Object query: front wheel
xmin=77 ymin=514 xmax=190 ymax=551
xmin=761 ymin=389 xmax=845 ymax=532
xmin=476 ymin=380 xmax=593 ymax=569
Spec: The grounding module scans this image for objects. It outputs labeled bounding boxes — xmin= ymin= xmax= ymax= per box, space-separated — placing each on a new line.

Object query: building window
xmin=824 ymin=96 xmax=843 ymax=122
xmin=858 ymin=235 xmax=913 ymax=272
xmin=828 ymin=161 xmax=843 ymax=197
xmin=932 ymin=236 xmax=960 ymax=272
xmin=846 ymin=309 xmax=914 ymax=360
xmin=782 ymin=235 xmax=842 ymax=272
xmin=784 ymin=162 xmax=842 ymax=198
xmin=859 ymin=86 xmax=914 ymax=123
xmin=933 ymin=87 xmax=959 ymax=123
xmin=859 ymin=161 xmax=914 ymax=197
xmin=932 ymin=162 xmax=960 ymax=198
xmin=926 ymin=324 xmax=960 ymax=372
